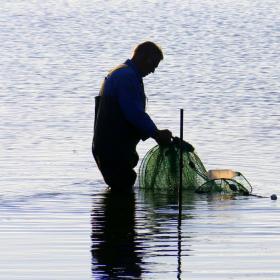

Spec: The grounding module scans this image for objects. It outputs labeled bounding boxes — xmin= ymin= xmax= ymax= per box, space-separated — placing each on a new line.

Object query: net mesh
xmin=139 ymin=137 xmax=252 ymax=195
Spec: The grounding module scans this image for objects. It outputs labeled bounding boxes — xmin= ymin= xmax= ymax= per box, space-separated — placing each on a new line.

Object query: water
xmin=1 ymin=0 xmax=280 ymax=279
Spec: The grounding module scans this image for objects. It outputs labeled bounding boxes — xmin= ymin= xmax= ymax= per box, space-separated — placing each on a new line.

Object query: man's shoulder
xmin=109 ymin=63 xmax=136 ymax=80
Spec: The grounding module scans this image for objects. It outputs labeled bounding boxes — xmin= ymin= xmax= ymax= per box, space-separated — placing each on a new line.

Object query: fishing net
xmin=139 ymin=137 xmax=252 ymax=195
xmin=195 ymin=170 xmax=252 ymax=195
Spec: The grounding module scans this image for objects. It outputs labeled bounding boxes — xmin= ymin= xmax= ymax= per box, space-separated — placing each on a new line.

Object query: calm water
xmin=1 ymin=0 xmax=280 ymax=279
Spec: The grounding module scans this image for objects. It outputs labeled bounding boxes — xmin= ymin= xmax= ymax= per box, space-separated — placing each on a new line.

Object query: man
xmin=92 ymin=41 xmax=172 ymax=192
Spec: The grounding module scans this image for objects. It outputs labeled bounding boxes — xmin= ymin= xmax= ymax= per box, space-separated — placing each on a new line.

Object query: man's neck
xmin=130 ymin=57 xmax=144 ymax=77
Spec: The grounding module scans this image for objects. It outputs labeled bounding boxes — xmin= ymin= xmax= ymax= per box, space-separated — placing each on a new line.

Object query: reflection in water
xmin=139 ymin=189 xmax=195 ymax=280
xmin=177 ymin=209 xmax=182 ymax=280
xmin=91 ymin=190 xmax=142 ymax=279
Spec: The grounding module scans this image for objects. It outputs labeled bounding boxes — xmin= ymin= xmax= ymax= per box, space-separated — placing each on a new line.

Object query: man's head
xmin=131 ymin=41 xmax=164 ymax=77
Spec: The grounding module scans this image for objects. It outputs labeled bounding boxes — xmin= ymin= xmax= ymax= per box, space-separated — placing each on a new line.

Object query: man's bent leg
xmin=94 ymin=155 xmax=137 ymax=191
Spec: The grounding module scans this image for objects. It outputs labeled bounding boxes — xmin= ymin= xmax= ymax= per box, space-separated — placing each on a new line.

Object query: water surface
xmin=1 ymin=0 xmax=280 ymax=279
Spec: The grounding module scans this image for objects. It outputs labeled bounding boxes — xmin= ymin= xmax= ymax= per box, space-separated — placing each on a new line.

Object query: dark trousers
xmin=93 ymin=152 xmax=138 ymax=191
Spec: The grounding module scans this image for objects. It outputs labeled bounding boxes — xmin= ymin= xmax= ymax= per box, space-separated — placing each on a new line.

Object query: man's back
xmin=92 ymin=41 xmax=172 ymax=191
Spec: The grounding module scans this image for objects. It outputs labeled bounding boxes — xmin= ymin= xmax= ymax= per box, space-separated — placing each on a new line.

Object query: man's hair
xmin=133 ymin=41 xmax=164 ymax=61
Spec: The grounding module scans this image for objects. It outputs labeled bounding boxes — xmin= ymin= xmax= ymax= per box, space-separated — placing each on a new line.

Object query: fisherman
xmin=92 ymin=41 xmax=172 ymax=192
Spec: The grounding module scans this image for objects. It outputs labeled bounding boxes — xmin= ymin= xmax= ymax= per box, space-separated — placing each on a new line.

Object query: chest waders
xmin=92 ymin=65 xmax=145 ymax=190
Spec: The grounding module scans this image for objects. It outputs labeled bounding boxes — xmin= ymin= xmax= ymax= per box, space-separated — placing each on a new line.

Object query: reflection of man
xmin=92 ymin=41 xmax=172 ymax=192
xmin=91 ymin=190 xmax=142 ymax=279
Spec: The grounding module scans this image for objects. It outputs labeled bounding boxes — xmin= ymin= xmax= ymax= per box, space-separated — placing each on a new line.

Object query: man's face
xmin=142 ymin=58 xmax=161 ymax=77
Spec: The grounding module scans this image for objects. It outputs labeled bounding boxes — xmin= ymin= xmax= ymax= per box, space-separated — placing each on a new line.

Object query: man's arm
xmin=117 ymin=74 xmax=157 ymax=138
xmin=117 ymin=73 xmax=172 ymax=144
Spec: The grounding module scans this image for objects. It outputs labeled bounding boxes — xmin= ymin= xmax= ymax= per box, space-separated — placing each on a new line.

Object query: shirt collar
xmin=125 ymin=59 xmax=143 ymax=81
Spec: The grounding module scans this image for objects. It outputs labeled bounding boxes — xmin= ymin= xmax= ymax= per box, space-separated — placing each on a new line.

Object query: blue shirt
xmin=102 ymin=59 xmax=157 ymax=139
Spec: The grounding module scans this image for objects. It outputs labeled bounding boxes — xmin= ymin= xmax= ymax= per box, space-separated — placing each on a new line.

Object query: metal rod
xmin=179 ymin=109 xmax=183 ymax=211
xmin=177 ymin=109 xmax=184 ymax=280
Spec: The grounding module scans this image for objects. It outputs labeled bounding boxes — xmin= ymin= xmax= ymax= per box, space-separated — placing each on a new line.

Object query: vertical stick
xmin=177 ymin=109 xmax=183 ymax=280
xmin=179 ymin=109 xmax=183 ymax=211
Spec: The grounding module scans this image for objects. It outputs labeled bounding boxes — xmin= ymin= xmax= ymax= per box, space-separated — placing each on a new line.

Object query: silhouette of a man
xmin=92 ymin=41 xmax=172 ymax=192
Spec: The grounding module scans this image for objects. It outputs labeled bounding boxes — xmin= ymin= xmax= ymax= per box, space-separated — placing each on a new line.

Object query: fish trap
xmin=139 ymin=137 xmax=252 ymax=195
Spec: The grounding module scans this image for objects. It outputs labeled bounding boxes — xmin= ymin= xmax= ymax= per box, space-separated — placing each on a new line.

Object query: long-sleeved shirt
xmin=101 ymin=59 xmax=157 ymax=139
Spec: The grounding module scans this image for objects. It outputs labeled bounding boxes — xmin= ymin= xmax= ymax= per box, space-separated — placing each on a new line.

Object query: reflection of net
xmin=139 ymin=138 xmax=252 ymax=195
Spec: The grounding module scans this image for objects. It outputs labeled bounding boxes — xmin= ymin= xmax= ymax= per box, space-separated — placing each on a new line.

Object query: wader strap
xmin=94 ymin=96 xmax=100 ymax=130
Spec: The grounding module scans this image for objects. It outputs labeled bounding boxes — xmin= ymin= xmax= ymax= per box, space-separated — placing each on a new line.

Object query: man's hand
xmin=153 ymin=129 xmax=173 ymax=146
